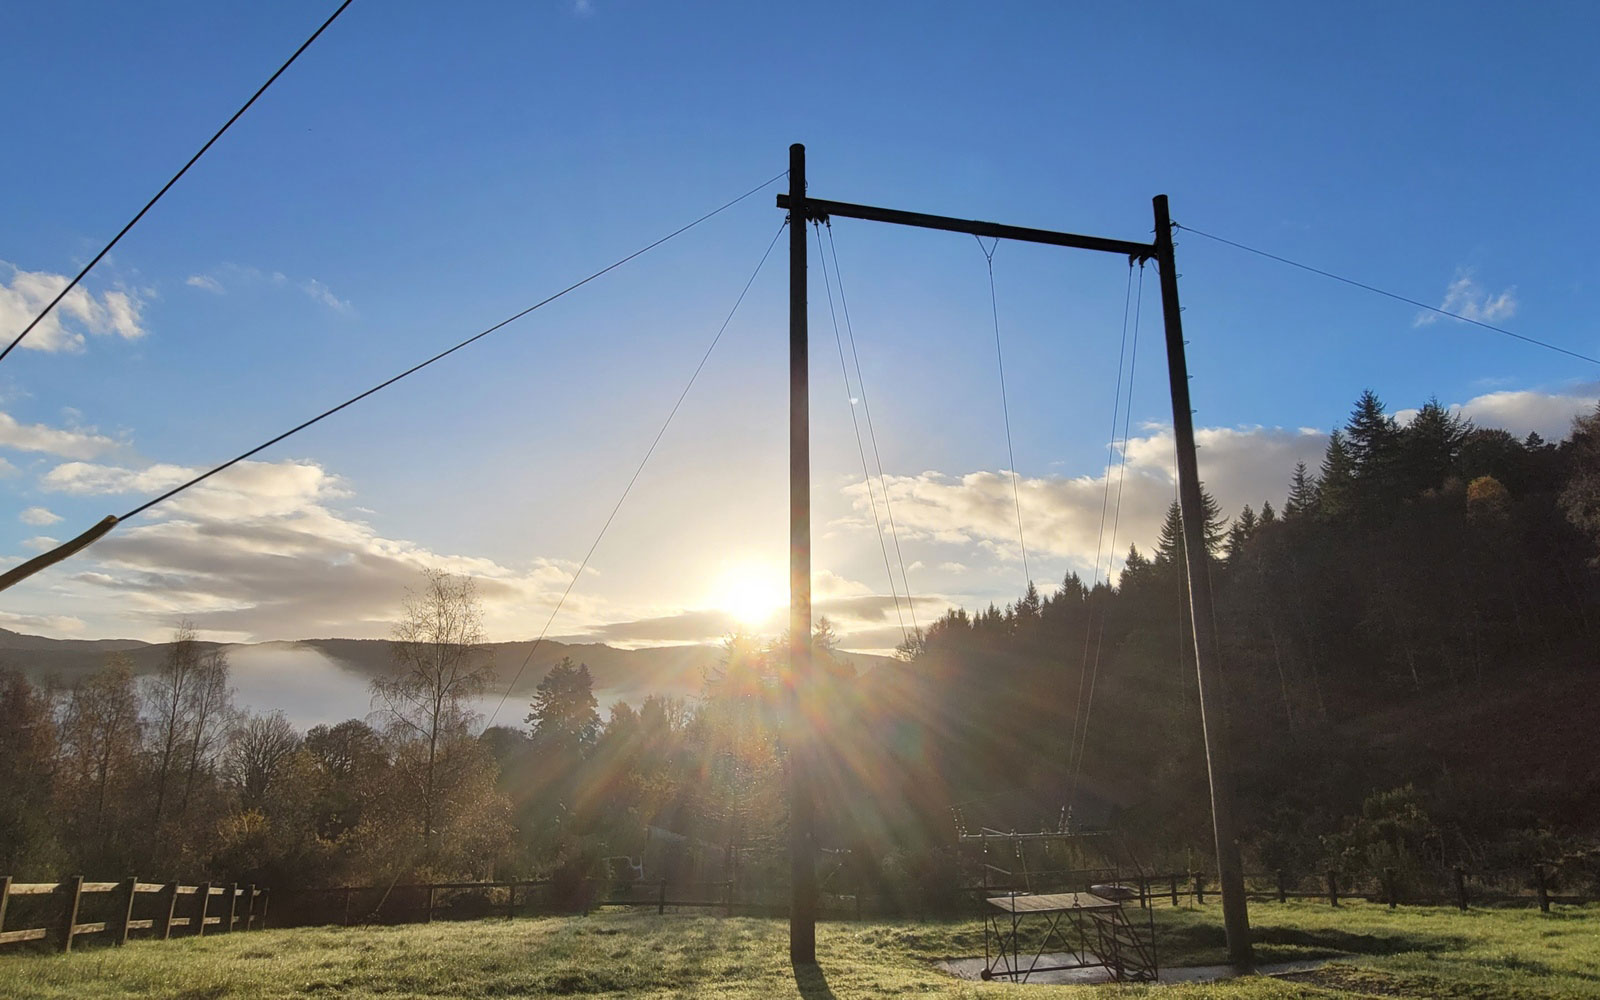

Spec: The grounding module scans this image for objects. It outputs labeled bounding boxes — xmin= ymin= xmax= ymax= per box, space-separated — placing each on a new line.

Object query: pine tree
xmin=1344 ymin=389 xmax=1403 ymax=505
xmin=1226 ymin=504 xmax=1258 ymax=559
xmin=527 ymin=657 xmax=600 ymax=755
xmin=1318 ymin=430 xmax=1357 ymax=519
xmin=1284 ymin=462 xmax=1320 ymax=519
xmin=1259 ymin=500 xmax=1278 ymax=524
xmin=1401 ymin=397 xmax=1469 ymax=494
xmin=1154 ymin=489 xmax=1226 ymax=566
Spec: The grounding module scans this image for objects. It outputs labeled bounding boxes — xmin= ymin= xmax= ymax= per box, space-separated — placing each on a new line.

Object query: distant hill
xmin=0 ymin=628 xmax=894 ymax=707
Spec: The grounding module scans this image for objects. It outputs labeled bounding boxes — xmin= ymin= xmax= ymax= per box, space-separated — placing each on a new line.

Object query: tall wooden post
xmin=787 ymin=141 xmax=818 ymax=965
xmin=1153 ymin=194 xmax=1253 ymax=966
xmin=114 ymin=876 xmax=138 ymax=945
xmin=57 ymin=875 xmax=82 ymax=953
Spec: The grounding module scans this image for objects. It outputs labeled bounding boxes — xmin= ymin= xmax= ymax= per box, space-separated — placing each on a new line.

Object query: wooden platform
xmin=985 ymin=891 xmax=1120 ymax=914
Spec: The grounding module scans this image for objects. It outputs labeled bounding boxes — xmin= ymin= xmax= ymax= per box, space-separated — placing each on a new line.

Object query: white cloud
xmin=0 ymin=458 xmax=15 ymax=478
xmin=1452 ymin=387 xmax=1597 ymax=440
xmin=186 ymin=275 xmax=224 ymax=293
xmin=0 ymin=262 xmax=147 ymax=352
xmin=19 ymin=506 xmax=62 ymax=526
xmin=0 ymin=611 xmax=86 ymax=635
xmin=0 ymin=411 xmax=119 ymax=458
xmin=1415 ymin=270 xmax=1517 ymax=327
xmin=27 ymin=456 xmax=594 ymax=641
xmin=22 ymin=536 xmax=59 ymax=552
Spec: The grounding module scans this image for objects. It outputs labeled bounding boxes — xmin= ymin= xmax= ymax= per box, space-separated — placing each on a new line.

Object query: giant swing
xmin=779 ymin=143 xmax=1254 ymax=976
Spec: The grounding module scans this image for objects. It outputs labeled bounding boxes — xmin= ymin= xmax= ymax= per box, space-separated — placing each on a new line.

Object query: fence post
xmin=342 ymin=886 xmax=352 ymax=926
xmin=1535 ymin=865 xmax=1550 ymax=913
xmin=425 ymin=885 xmax=434 ymax=923
xmin=1384 ymin=868 xmax=1397 ymax=909
xmin=258 ymin=888 xmax=270 ymax=929
xmin=114 ymin=875 xmax=138 ymax=945
xmin=243 ymin=883 xmax=256 ymax=931
xmin=1276 ymin=871 xmax=1286 ymax=904
xmin=157 ymin=882 xmax=178 ymax=939
xmin=658 ymin=879 xmax=666 ymax=916
xmin=728 ymin=880 xmax=735 ymax=918
xmin=194 ymin=881 xmax=212 ymax=937
xmin=224 ymin=882 xmax=240 ymax=933
xmin=1139 ymin=876 xmax=1148 ymax=909
xmin=1327 ymin=870 xmax=1338 ymax=908
xmin=1193 ymin=873 xmax=1205 ymax=906
xmin=0 ymin=876 xmax=11 ymax=937
xmin=1169 ymin=874 xmax=1179 ymax=907
xmin=57 ymin=875 xmax=83 ymax=953
xmin=1454 ymin=867 xmax=1468 ymax=912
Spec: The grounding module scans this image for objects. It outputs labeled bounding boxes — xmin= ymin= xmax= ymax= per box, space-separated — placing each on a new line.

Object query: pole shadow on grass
xmin=793 ymin=961 xmax=837 ymax=1000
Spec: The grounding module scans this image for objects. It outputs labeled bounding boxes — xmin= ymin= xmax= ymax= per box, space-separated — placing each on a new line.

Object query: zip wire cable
xmin=0 ymin=0 xmax=357 ymax=364
xmin=976 ymin=236 xmax=1031 ymax=588
xmin=825 ymin=222 xmax=920 ymax=640
xmin=485 ymin=219 xmax=789 ymax=726
xmin=1175 ymin=223 xmax=1600 ymax=367
xmin=814 ymin=221 xmax=909 ymax=647
xmin=1066 ymin=261 xmax=1137 ymax=812
xmin=1069 ymin=262 xmax=1145 ymax=813
xmin=0 ymin=171 xmax=788 ymax=595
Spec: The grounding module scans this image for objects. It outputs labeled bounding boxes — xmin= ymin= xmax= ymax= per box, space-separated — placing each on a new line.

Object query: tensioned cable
xmin=485 ymin=218 xmax=789 ymax=726
xmin=1066 ymin=262 xmax=1137 ymax=806
xmin=814 ymin=221 xmax=908 ymax=647
xmin=1 ymin=0 xmax=357 ymax=364
xmin=823 ymin=221 xmax=920 ymax=639
xmin=1069 ymin=263 xmax=1145 ymax=809
xmin=975 ymin=236 xmax=1031 ymax=588
xmin=1175 ymin=223 xmax=1600 ymax=367
xmin=0 ymin=172 xmax=786 ymax=595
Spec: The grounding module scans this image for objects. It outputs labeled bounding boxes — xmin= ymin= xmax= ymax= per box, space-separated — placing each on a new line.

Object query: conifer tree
xmin=1402 ymin=397 xmax=1469 ymax=494
xmin=1259 ymin=499 xmax=1277 ymax=524
xmin=1226 ymin=504 xmax=1258 ymax=559
xmin=1284 ymin=462 xmax=1320 ymax=519
xmin=1318 ymin=430 xmax=1357 ymax=519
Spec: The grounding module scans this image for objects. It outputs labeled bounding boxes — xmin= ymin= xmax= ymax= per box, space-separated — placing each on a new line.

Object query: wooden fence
xmin=0 ymin=876 xmax=268 ymax=952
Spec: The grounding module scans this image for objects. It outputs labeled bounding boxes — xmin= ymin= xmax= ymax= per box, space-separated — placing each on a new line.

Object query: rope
xmin=976 ymin=236 xmax=1031 ymax=588
xmin=485 ymin=218 xmax=788 ymax=726
xmin=823 ymin=221 xmax=920 ymax=638
xmin=814 ymin=221 xmax=908 ymax=647
xmin=1 ymin=0 xmax=357 ymax=363
xmin=1069 ymin=264 xmax=1145 ymax=809
xmin=1175 ymin=223 xmax=1600 ymax=368
xmin=1067 ymin=262 xmax=1138 ymax=809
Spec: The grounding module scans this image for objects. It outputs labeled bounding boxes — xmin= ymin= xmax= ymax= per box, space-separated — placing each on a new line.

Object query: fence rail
xmin=0 ymin=876 xmax=268 ymax=952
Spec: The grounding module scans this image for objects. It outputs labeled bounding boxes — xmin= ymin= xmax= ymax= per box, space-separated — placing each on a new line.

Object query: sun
xmin=710 ymin=559 xmax=787 ymax=629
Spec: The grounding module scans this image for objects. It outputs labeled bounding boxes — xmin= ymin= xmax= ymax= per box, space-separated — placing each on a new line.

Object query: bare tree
xmin=144 ymin=621 xmax=200 ymax=823
xmin=59 ymin=656 xmax=142 ymax=856
xmin=179 ymin=646 xmax=233 ymax=817
xmin=226 ymin=711 xmax=302 ymax=812
xmin=373 ymin=568 xmax=495 ymax=856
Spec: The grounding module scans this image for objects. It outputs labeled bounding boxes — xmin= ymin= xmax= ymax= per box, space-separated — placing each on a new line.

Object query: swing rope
xmin=815 ymin=220 xmax=910 ymax=646
xmin=976 ymin=236 xmax=1031 ymax=589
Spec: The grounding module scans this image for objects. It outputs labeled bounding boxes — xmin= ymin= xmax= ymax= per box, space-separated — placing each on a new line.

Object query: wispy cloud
xmin=0 ymin=411 xmax=120 ymax=459
xmin=19 ymin=506 xmax=62 ymax=526
xmin=1415 ymin=270 xmax=1517 ymax=327
xmin=185 ymin=264 xmax=353 ymax=314
xmin=0 ymin=262 xmax=146 ymax=353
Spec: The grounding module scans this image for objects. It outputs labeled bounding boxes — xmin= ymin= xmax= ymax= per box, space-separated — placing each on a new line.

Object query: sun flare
xmin=710 ymin=559 xmax=786 ymax=629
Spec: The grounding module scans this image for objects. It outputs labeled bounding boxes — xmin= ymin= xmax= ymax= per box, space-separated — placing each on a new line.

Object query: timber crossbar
xmin=0 ymin=876 xmax=268 ymax=952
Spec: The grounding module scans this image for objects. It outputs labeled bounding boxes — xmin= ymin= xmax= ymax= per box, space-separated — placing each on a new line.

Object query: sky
xmin=2 ymin=0 xmax=1599 ymax=659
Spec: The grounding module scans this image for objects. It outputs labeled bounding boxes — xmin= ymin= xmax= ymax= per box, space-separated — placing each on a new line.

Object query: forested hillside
xmin=2 ymin=391 xmax=1596 ymax=909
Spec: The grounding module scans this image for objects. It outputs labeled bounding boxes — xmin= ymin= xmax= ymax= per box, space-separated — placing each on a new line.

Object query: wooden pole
xmin=194 ymin=882 xmax=212 ymax=937
xmin=157 ymin=882 xmax=178 ymax=939
xmin=115 ymin=876 xmax=138 ymax=945
xmin=222 ymin=882 xmax=239 ymax=933
xmin=258 ymin=888 xmax=270 ymax=929
xmin=58 ymin=875 xmax=82 ymax=953
xmin=1276 ymin=871 xmax=1287 ymax=904
xmin=1535 ymin=865 xmax=1550 ymax=913
xmin=244 ymin=883 xmax=256 ymax=930
xmin=0 ymin=876 xmax=11 ymax=937
xmin=787 ymin=141 xmax=817 ymax=966
xmin=1454 ymin=867 xmax=1468 ymax=912
xmin=1327 ymin=871 xmax=1338 ymax=908
xmin=1154 ymin=194 xmax=1252 ymax=967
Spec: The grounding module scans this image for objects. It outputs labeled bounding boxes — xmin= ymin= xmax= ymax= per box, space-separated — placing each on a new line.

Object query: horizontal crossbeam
xmin=776 ymin=194 xmax=1156 ymax=260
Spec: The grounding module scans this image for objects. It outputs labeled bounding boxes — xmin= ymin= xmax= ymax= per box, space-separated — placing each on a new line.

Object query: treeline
xmin=3 ymin=392 xmax=1597 ymax=906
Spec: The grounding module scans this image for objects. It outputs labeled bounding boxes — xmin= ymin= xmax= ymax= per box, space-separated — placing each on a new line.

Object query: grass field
xmin=0 ymin=901 xmax=1595 ymax=999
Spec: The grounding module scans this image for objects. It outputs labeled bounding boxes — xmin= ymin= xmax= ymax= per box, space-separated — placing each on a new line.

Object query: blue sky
xmin=2 ymin=0 xmax=1598 ymax=653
